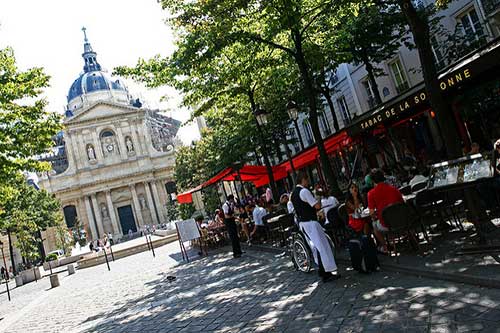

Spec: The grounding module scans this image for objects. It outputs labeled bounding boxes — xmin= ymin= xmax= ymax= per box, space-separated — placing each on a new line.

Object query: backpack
xmin=348 ymin=235 xmax=379 ymax=273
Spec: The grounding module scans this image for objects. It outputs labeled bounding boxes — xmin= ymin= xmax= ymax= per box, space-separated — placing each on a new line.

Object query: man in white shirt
xmin=290 ymin=171 xmax=341 ymax=282
xmin=317 ymin=189 xmax=339 ymax=224
xmin=249 ymin=202 xmax=268 ymax=241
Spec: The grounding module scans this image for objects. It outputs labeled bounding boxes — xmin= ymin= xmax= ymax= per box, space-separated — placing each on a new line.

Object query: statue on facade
xmin=87 ymin=145 xmax=96 ymax=160
xmin=139 ymin=195 xmax=147 ymax=209
xmin=126 ymin=136 xmax=134 ymax=153
xmin=100 ymin=203 xmax=109 ymax=218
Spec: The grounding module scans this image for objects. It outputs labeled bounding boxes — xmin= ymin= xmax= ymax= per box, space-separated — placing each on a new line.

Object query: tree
xmin=121 ymin=0 xmax=361 ymax=197
xmin=0 ymin=47 xmax=62 ymax=182
xmin=332 ymin=3 xmax=408 ymax=106
xmin=0 ymin=177 xmax=63 ymax=271
xmin=394 ymin=0 xmax=497 ymax=241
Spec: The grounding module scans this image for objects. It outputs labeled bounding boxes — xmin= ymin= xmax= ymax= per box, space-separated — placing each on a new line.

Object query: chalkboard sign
xmin=175 ymin=219 xmax=201 ymax=242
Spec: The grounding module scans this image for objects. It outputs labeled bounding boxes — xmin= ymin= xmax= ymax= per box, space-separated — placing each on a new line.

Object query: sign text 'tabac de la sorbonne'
xmin=358 ymin=68 xmax=473 ymax=132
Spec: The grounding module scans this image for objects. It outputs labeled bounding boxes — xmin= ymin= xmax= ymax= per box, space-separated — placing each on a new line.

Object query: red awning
xmin=176 ymin=185 xmax=202 ymax=204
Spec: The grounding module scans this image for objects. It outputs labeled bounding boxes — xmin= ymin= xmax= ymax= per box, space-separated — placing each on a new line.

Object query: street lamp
xmin=0 ymin=240 xmax=11 ymax=301
xmin=253 ymin=105 xmax=268 ymax=126
xmin=286 ymin=100 xmax=305 ymax=150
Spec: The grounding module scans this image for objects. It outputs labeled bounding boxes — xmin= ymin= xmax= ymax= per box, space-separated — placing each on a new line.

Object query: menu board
xmin=175 ymin=219 xmax=201 ymax=242
xmin=428 ymin=154 xmax=493 ymax=189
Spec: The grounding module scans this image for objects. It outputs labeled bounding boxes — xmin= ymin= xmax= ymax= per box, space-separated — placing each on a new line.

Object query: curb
xmin=245 ymin=244 xmax=500 ymax=289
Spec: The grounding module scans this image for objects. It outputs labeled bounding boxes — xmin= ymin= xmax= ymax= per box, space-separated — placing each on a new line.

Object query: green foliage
xmin=55 ymin=225 xmax=74 ymax=256
xmin=0 ymin=47 xmax=62 ymax=182
xmin=202 ymin=187 xmax=221 ymax=218
xmin=45 ymin=253 xmax=58 ymax=262
xmin=178 ymin=203 xmax=196 ymax=220
xmin=165 ymin=200 xmax=179 ymax=222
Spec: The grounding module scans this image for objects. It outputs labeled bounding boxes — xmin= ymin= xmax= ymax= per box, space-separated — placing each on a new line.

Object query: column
xmin=144 ymin=181 xmax=160 ymax=224
xmin=115 ymin=127 xmax=128 ymax=160
xmin=90 ymin=193 xmax=104 ymax=237
xmin=76 ymin=198 xmax=90 ymax=240
xmin=84 ymin=196 xmax=98 ymax=240
xmin=129 ymin=184 xmax=145 ymax=227
xmin=92 ymin=131 xmax=104 ymax=160
xmin=105 ymin=190 xmax=121 ymax=235
xmin=151 ymin=181 xmax=165 ymax=223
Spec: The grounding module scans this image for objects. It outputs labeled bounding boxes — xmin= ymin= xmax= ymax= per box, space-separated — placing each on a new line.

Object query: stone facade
xmin=38 ymin=29 xmax=179 ymax=242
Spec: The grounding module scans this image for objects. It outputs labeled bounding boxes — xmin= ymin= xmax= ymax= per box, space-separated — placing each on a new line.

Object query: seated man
xmin=249 ymin=201 xmax=268 ymax=242
xmin=368 ymin=168 xmax=404 ymax=253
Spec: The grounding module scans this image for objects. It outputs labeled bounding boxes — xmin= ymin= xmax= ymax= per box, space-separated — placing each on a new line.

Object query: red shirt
xmin=368 ymin=183 xmax=404 ymax=227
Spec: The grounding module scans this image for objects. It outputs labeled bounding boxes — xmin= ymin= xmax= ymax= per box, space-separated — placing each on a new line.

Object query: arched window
xmin=63 ymin=205 xmax=77 ymax=228
xmin=100 ymin=130 xmax=114 ymax=138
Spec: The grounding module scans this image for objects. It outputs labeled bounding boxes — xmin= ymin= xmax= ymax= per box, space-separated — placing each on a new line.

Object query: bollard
xmin=103 ymin=249 xmax=110 ymax=271
xmin=109 ymin=244 xmax=115 ymax=262
xmin=49 ymin=274 xmax=60 ymax=288
xmin=149 ymin=235 xmax=156 ymax=258
xmin=3 ymin=278 xmax=10 ymax=301
xmin=67 ymin=264 xmax=75 ymax=275
xmin=145 ymin=234 xmax=151 ymax=251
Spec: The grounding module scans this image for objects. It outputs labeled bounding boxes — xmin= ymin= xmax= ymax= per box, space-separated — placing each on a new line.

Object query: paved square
xmin=1 ymin=243 xmax=500 ymax=332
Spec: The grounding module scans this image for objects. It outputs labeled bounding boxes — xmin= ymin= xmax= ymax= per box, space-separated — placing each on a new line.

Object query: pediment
xmin=65 ymin=102 xmax=143 ymax=125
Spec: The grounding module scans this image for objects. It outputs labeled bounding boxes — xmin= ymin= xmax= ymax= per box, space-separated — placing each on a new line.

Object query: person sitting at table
xmin=317 ymin=189 xmax=339 ymax=225
xmin=368 ymin=168 xmax=404 ymax=254
xmin=249 ymin=201 xmax=268 ymax=242
xmin=346 ymin=182 xmax=370 ymax=235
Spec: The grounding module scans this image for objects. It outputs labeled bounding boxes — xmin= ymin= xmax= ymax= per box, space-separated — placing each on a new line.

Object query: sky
xmin=0 ymin=0 xmax=200 ymax=144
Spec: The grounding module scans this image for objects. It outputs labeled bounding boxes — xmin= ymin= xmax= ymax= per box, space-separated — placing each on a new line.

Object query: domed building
xmin=39 ymin=28 xmax=180 ymax=243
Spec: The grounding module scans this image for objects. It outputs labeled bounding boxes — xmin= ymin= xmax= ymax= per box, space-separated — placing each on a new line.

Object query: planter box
xmin=20 ymin=267 xmax=41 ymax=284
xmin=43 ymin=260 xmax=59 ymax=271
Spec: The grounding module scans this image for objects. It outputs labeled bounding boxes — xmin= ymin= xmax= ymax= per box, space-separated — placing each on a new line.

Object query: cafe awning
xmin=347 ymin=38 xmax=500 ymax=136
xmin=280 ymin=130 xmax=350 ymax=172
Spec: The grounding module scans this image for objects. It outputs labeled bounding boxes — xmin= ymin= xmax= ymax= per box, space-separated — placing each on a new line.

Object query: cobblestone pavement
xmin=1 ymin=243 xmax=500 ymax=333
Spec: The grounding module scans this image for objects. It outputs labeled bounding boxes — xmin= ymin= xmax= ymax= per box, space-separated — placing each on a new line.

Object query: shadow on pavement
xmin=78 ymin=250 xmax=500 ymax=333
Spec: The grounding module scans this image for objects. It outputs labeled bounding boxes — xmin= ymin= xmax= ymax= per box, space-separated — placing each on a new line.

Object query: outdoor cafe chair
xmin=411 ymin=181 xmax=428 ymax=193
xmin=326 ymin=206 xmax=348 ymax=248
xmin=381 ymin=202 xmax=424 ymax=261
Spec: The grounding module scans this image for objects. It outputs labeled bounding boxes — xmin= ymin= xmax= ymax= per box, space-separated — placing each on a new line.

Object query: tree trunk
xmin=248 ymin=91 xmax=279 ymax=203
xmin=398 ymin=0 xmax=462 ymax=158
xmin=362 ymin=53 xmax=383 ymax=106
xmin=398 ymin=0 xmax=496 ymax=241
xmin=321 ymin=88 xmax=340 ymax=132
xmin=292 ymin=30 xmax=341 ymax=197
xmin=7 ymin=229 xmax=16 ymax=275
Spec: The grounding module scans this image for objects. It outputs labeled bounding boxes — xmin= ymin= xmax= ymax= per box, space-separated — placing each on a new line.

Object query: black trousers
xmin=224 ymin=218 xmax=242 ymax=256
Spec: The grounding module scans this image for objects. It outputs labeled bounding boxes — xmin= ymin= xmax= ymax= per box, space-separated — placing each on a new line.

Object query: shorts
xmin=373 ymin=220 xmax=389 ymax=232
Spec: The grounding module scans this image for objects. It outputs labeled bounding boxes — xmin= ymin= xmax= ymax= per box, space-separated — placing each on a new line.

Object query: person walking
xmin=222 ymin=195 xmax=243 ymax=258
xmin=290 ymin=171 xmax=341 ymax=282
xmin=108 ymin=232 xmax=114 ymax=246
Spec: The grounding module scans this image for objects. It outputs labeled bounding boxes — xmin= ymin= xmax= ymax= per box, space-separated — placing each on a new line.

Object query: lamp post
xmin=0 ymin=240 xmax=11 ymax=301
xmin=252 ymin=105 xmax=278 ymax=203
xmin=287 ymin=100 xmax=305 ymax=150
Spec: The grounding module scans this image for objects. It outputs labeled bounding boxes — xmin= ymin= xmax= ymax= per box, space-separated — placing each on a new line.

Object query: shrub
xmin=45 ymin=253 xmax=58 ymax=262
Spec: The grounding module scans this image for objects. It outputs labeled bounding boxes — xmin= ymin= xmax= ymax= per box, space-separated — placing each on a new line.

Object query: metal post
xmin=48 ymin=260 xmax=53 ymax=275
xmin=293 ymin=119 xmax=305 ymax=150
xmin=103 ymin=248 xmax=110 ymax=271
xmin=33 ymin=267 xmax=37 ymax=283
xmin=109 ymin=244 xmax=115 ymax=262
xmin=1 ymin=247 xmax=11 ymax=301
xmin=149 ymin=235 xmax=156 ymax=258
xmin=145 ymin=233 xmax=151 ymax=251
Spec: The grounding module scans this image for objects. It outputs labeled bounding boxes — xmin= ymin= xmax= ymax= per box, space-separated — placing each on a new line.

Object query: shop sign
xmin=354 ymin=67 xmax=474 ymax=133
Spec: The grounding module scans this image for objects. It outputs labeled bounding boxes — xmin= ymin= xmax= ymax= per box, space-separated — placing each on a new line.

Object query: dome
xmin=67 ymin=71 xmax=127 ymax=102
xmin=66 ymin=27 xmax=132 ymax=111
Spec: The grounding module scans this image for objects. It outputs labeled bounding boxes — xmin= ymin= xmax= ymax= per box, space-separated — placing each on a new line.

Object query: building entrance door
xmin=117 ymin=205 xmax=137 ymax=234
